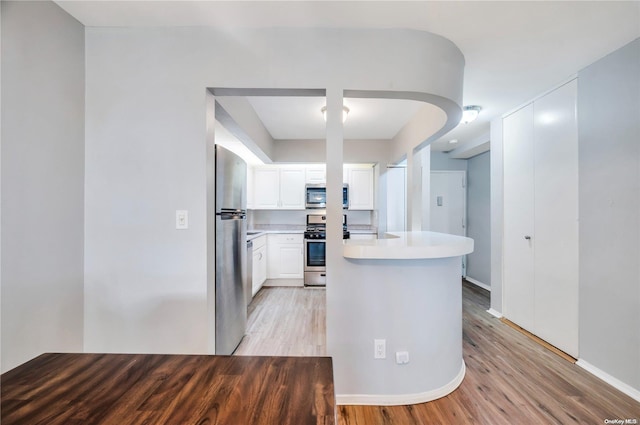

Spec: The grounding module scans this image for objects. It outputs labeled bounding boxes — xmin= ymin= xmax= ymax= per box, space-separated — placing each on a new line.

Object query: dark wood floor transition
xmin=240 ymin=282 xmax=640 ymax=424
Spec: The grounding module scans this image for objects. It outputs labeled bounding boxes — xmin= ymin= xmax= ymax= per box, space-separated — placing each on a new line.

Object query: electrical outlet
xmin=396 ymin=351 xmax=410 ymax=365
xmin=374 ymin=339 xmax=386 ymax=359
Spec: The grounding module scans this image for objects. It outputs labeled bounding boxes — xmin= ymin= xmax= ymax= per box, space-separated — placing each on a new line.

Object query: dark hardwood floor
xmin=1 ymin=354 xmax=335 ymax=425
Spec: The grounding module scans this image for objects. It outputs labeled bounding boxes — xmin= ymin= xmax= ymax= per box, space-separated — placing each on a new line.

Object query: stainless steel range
xmin=303 ymin=214 xmax=350 ymax=287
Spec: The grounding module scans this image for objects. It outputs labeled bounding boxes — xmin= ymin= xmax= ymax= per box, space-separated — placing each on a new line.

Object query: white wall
xmin=273 ymin=139 xmax=391 ymax=164
xmin=431 ymin=151 xmax=468 ymax=171
xmin=83 ymin=26 xmax=463 ymax=361
xmin=1 ymin=1 xmax=85 ymax=372
xmin=577 ymin=38 xmax=640 ymax=392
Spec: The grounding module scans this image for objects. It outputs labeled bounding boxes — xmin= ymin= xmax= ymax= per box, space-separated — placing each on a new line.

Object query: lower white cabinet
xmin=267 ymin=234 xmax=304 ymax=279
xmin=251 ymin=235 xmax=267 ymax=296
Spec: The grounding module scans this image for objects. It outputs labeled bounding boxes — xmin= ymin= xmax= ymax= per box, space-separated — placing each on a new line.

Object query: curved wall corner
xmin=83 ymin=25 xmax=465 ymax=360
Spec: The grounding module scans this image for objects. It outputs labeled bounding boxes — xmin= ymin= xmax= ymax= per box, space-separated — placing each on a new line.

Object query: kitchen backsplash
xmin=248 ymin=209 xmax=375 ymax=228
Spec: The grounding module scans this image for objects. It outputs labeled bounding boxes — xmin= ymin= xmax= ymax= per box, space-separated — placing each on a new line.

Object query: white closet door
xmin=503 ymin=104 xmax=535 ymax=331
xmin=533 ymin=80 xmax=579 ymax=357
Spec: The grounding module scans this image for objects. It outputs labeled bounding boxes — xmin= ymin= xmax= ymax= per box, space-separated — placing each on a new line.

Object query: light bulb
xmin=321 ymin=106 xmax=350 ymax=123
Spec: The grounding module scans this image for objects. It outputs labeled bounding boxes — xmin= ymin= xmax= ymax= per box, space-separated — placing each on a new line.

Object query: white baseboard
xmin=262 ymin=279 xmax=304 ymax=287
xmin=486 ymin=308 xmax=503 ymax=319
xmin=464 ymin=277 xmax=491 ymax=292
xmin=576 ymin=359 xmax=640 ymax=402
xmin=336 ymin=360 xmax=465 ymax=406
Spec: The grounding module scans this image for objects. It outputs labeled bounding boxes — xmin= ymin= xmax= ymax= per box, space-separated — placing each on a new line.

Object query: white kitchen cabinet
xmin=251 ymin=235 xmax=268 ymax=296
xmin=502 ymin=79 xmax=578 ymax=357
xmin=344 ymin=165 xmax=374 ymax=210
xmin=279 ymin=167 xmax=306 ymax=209
xmin=252 ymin=167 xmax=280 ymax=209
xmin=267 ymin=234 xmax=304 ymax=279
xmin=252 ymin=166 xmax=305 ymax=210
xmin=305 ymin=165 xmax=326 ymax=184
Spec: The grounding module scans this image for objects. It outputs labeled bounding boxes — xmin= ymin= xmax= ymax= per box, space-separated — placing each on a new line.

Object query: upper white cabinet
xmin=250 ymin=163 xmax=374 ymax=210
xmin=344 ymin=165 xmax=375 ymax=210
xmin=503 ymin=79 xmax=579 ymax=357
xmin=252 ymin=166 xmax=305 ymax=210
xmin=305 ymin=165 xmax=326 ymax=184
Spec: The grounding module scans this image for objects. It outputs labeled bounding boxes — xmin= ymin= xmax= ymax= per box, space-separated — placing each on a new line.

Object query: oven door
xmin=304 ymin=239 xmax=326 ymax=272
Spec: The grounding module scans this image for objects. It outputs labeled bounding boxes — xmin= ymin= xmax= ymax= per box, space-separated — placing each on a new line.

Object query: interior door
xmin=430 ymin=170 xmax=467 ymax=276
xmin=533 ymin=80 xmax=579 ymax=357
xmin=503 ymin=104 xmax=535 ymax=331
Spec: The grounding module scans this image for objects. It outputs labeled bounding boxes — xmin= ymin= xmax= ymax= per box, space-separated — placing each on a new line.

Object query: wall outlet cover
xmin=396 ymin=351 xmax=409 ymax=365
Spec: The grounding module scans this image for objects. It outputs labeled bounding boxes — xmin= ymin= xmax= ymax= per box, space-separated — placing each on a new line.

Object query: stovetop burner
xmin=304 ymin=227 xmax=350 ymax=240
xmin=304 ymin=214 xmax=350 ymax=240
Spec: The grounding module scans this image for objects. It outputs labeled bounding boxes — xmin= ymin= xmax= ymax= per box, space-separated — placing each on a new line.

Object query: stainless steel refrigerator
xmin=215 ymin=145 xmax=247 ymax=355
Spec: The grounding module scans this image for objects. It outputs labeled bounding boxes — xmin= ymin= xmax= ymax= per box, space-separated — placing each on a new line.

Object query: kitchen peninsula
xmin=330 ymin=231 xmax=473 ymax=405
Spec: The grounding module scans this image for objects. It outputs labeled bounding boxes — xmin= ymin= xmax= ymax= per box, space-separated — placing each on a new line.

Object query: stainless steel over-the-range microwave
xmin=305 ymin=184 xmax=349 ymax=209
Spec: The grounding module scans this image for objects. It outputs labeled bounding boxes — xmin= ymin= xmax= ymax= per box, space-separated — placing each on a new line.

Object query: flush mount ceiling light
xmin=321 ymin=106 xmax=350 ymax=123
xmin=461 ymin=105 xmax=482 ymax=124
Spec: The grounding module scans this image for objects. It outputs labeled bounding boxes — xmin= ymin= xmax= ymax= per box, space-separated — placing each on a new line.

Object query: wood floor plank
xmin=238 ymin=283 xmax=640 ymax=424
xmin=1 ymin=354 xmax=335 ymax=425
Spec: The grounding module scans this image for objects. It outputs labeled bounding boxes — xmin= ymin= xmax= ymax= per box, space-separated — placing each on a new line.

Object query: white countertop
xmin=343 ymin=231 xmax=474 ymax=260
xmin=246 ymin=229 xmax=304 ymax=241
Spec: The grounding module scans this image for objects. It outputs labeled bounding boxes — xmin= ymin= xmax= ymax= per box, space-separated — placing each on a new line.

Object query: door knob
xmin=524 ymin=235 xmax=531 ymax=240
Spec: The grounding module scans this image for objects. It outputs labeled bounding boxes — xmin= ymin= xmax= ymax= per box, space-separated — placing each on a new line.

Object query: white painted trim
xmin=336 ymin=360 xmax=465 ymax=406
xmin=576 ymin=360 xmax=640 ymax=403
xmin=486 ymin=308 xmax=503 ymax=319
xmin=262 ymin=278 xmax=304 ymax=287
xmin=465 ymin=277 xmax=490 ymax=292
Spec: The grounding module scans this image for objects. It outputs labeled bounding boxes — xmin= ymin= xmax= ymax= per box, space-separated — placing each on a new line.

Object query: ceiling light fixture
xmin=448 ymin=139 xmax=459 ymax=145
xmin=461 ymin=105 xmax=482 ymax=124
xmin=321 ymin=106 xmax=350 ymax=123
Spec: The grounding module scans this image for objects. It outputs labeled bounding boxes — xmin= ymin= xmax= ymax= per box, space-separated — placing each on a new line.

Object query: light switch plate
xmin=176 ymin=210 xmax=188 ymax=229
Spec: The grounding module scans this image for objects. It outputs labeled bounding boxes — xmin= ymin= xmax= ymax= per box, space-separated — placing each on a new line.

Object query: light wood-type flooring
xmin=235 ymin=286 xmax=326 ymax=356
xmin=237 ymin=283 xmax=640 ymax=424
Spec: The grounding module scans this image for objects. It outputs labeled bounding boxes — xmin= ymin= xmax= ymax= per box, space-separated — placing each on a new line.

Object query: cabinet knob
xmin=524 ymin=235 xmax=531 ymax=240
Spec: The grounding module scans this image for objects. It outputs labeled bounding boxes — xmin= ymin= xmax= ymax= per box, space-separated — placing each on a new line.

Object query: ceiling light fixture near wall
xmin=321 ymin=106 xmax=350 ymax=123
xmin=461 ymin=105 xmax=482 ymax=124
